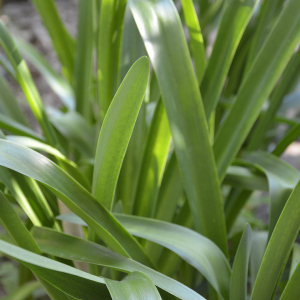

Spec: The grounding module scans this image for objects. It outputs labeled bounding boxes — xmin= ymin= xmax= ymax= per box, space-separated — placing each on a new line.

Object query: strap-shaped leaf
xmin=93 ymin=57 xmax=150 ymax=211
xmin=280 ymin=262 xmax=300 ymax=300
xmin=0 ymin=139 xmax=154 ymax=268
xmin=230 ymin=224 xmax=252 ymax=300
xmin=105 ymin=272 xmax=162 ymax=300
xmin=74 ymin=0 xmax=95 ymax=121
xmin=145 ymin=152 xmax=184 ymax=263
xmin=251 ymin=180 xmax=300 ymax=300
xmin=214 ymin=0 xmax=300 ymax=180
xmin=98 ymin=0 xmax=127 ymax=118
xmin=133 ymin=99 xmax=171 ymax=217
xmin=32 ymin=226 xmax=203 ymax=300
xmin=250 ymin=231 xmax=268 ymax=290
xmin=289 ymin=243 xmax=300 ymax=279
xmin=181 ymin=0 xmax=206 ymax=83
xmin=245 ymin=0 xmax=283 ymax=72
xmin=201 ymin=0 xmax=257 ymax=119
xmin=129 ymin=0 xmax=228 ymax=256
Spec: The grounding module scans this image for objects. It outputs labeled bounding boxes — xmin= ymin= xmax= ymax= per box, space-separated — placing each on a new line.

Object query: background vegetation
xmin=0 ymin=0 xmax=300 ymax=299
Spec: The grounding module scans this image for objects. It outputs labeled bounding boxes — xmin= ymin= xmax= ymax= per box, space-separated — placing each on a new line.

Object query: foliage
xmin=0 ymin=0 xmax=300 ymax=299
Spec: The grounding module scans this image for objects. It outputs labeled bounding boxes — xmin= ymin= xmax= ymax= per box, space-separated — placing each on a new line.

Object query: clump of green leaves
xmin=1 ymin=0 xmax=300 ymax=299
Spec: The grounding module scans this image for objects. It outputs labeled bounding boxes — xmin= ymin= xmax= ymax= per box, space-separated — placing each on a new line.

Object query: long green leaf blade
xmin=230 ymin=224 xmax=252 ymax=300
xmin=129 ymin=0 xmax=228 ymax=255
xmin=280 ymin=262 xmax=300 ymax=300
xmin=74 ymin=0 xmax=95 ymax=121
xmin=98 ymin=0 xmax=127 ymax=119
xmin=251 ymin=180 xmax=300 ymax=300
xmin=201 ymin=0 xmax=257 ymax=119
xmin=133 ymin=99 xmax=171 ymax=217
xmin=181 ymin=0 xmax=206 ymax=83
xmin=93 ymin=57 xmax=150 ymax=211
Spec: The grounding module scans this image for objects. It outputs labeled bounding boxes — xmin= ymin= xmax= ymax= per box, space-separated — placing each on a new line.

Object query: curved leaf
xmin=0 ymin=240 xmax=111 ymax=300
xmin=57 ymin=213 xmax=231 ymax=299
xmin=5 ymin=135 xmax=90 ymax=190
xmin=242 ymin=152 xmax=300 ymax=235
xmin=224 ymin=165 xmax=268 ymax=191
xmin=116 ymin=214 xmax=231 ymax=299
xmin=32 ymin=226 xmax=203 ymax=300
xmin=0 ymin=139 xmax=154 ymax=268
